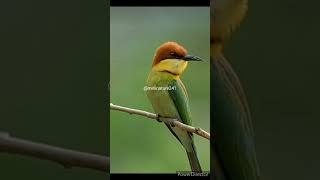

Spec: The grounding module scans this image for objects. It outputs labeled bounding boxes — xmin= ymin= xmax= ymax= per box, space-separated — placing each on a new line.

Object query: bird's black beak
xmin=181 ymin=54 xmax=203 ymax=62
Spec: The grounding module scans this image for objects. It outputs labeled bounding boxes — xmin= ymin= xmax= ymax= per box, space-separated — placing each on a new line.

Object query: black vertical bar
xmin=110 ymin=0 xmax=209 ymax=7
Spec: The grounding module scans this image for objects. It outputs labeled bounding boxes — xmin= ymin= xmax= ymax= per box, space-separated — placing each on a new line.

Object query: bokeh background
xmin=224 ymin=0 xmax=320 ymax=179
xmin=110 ymin=7 xmax=210 ymax=173
xmin=0 ymin=1 xmax=108 ymax=179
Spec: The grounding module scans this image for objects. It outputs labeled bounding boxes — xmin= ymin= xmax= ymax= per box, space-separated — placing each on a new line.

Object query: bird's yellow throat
xmin=152 ymin=59 xmax=188 ymax=76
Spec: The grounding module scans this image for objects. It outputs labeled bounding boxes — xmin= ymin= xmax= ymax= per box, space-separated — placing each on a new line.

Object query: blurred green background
xmin=110 ymin=7 xmax=210 ymax=173
xmin=224 ymin=0 xmax=320 ymax=179
xmin=0 ymin=0 xmax=108 ymax=179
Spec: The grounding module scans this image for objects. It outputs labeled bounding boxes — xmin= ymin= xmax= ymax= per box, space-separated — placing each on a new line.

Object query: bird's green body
xmin=146 ymin=68 xmax=201 ymax=172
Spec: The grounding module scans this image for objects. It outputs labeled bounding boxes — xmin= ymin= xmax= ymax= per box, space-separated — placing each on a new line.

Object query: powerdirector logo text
xmin=143 ymin=85 xmax=177 ymax=91
xmin=176 ymin=171 xmax=209 ymax=177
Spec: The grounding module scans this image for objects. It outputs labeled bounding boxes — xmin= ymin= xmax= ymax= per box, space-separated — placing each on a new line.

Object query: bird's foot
xmin=169 ymin=120 xmax=176 ymax=127
xmin=156 ymin=115 xmax=176 ymax=127
xmin=156 ymin=114 xmax=162 ymax=123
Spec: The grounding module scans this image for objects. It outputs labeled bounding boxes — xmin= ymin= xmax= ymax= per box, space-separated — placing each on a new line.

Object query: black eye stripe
xmin=162 ymin=52 xmax=182 ymax=60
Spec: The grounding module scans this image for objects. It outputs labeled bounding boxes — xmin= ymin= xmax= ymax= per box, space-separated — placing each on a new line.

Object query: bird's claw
xmin=156 ymin=114 xmax=162 ymax=123
xmin=169 ymin=121 xmax=175 ymax=127
xmin=157 ymin=115 xmax=175 ymax=127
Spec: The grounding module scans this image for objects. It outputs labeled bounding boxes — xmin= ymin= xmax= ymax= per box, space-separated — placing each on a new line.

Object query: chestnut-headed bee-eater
xmin=211 ymin=0 xmax=261 ymax=179
xmin=146 ymin=42 xmax=203 ymax=172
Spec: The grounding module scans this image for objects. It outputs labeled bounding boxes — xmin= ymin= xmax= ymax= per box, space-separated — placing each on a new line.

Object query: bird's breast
xmin=145 ymin=71 xmax=179 ymax=118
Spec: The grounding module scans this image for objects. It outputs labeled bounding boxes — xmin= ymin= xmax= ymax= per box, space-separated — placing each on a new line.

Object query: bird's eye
xmin=170 ymin=52 xmax=176 ymax=56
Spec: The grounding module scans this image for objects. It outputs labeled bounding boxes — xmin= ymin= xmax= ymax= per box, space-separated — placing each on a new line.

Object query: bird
xmin=211 ymin=0 xmax=261 ymax=180
xmin=145 ymin=41 xmax=203 ymax=172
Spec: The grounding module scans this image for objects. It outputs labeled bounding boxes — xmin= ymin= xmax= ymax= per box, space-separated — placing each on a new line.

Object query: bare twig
xmin=110 ymin=103 xmax=210 ymax=140
xmin=0 ymin=132 xmax=109 ymax=172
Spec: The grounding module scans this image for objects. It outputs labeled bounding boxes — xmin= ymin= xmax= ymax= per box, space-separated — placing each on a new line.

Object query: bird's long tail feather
xmin=186 ymin=144 xmax=202 ymax=172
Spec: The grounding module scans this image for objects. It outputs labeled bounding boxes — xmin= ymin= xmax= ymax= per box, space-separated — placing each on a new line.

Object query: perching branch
xmin=0 ymin=132 xmax=109 ymax=172
xmin=110 ymin=103 xmax=210 ymax=140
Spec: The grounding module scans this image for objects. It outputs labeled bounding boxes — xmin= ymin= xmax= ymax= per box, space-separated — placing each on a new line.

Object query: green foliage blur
xmin=110 ymin=7 xmax=210 ymax=173
xmin=1 ymin=1 xmax=107 ymax=179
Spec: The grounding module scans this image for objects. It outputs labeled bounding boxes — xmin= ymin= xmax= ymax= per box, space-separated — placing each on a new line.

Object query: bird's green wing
xmin=168 ymin=79 xmax=192 ymax=126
